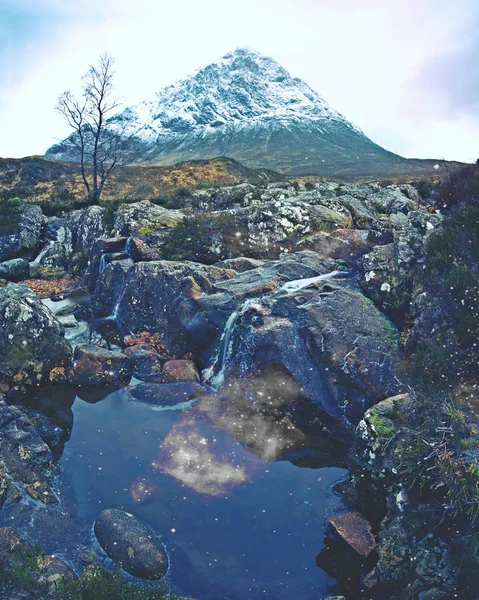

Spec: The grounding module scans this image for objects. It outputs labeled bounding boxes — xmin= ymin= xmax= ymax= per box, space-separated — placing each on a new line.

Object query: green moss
xmin=61 ymin=565 xmax=177 ymax=600
xmin=368 ymin=408 xmax=395 ymax=440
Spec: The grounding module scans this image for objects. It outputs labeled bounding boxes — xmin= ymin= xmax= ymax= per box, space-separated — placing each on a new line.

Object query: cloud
xmin=417 ymin=32 xmax=479 ymax=117
xmin=1 ymin=0 xmax=479 ymax=160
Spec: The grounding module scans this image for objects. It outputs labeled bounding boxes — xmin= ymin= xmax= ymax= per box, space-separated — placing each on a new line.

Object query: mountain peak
xmin=47 ymin=49 xmax=406 ymax=176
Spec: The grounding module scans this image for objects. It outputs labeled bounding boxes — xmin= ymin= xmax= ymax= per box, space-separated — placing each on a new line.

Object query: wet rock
xmin=112 ymin=201 xmax=184 ymax=236
xmin=91 ymin=257 xmax=134 ymax=313
xmin=125 ymin=348 xmax=165 ymax=381
xmin=224 ymin=278 xmax=405 ymax=438
xmin=114 ymin=251 xmax=333 ymax=363
xmin=0 ymin=528 xmax=75 ymax=595
xmin=94 ymin=509 xmax=169 ymax=580
xmin=82 ymin=237 xmax=128 ymax=292
xmin=68 ymin=344 xmax=130 ymax=386
xmin=0 ymin=284 xmax=72 ymax=385
xmin=0 ymin=400 xmax=56 ymax=506
xmin=0 ymin=258 xmax=29 ymax=281
xmin=163 ymin=359 xmax=200 ymax=382
xmin=130 ymin=382 xmax=206 ymax=406
xmin=328 ymin=511 xmax=376 ymax=559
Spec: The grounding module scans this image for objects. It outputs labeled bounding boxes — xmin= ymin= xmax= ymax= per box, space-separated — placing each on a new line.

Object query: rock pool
xmin=24 ymin=383 xmax=349 ymax=599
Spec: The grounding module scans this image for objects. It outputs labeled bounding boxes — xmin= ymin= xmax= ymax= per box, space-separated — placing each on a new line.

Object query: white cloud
xmin=1 ymin=0 xmax=478 ymax=160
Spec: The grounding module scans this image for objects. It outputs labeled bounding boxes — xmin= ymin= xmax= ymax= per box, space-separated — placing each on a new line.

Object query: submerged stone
xmin=94 ymin=509 xmax=168 ymax=580
xmin=130 ymin=381 xmax=206 ymax=406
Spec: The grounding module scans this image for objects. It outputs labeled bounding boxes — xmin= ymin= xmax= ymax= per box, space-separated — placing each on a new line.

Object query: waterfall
xmin=203 ymin=269 xmax=347 ymax=390
xmin=279 ymin=270 xmax=343 ymax=294
xmin=32 ymin=241 xmax=53 ymax=265
xmin=203 ymin=310 xmax=239 ymax=390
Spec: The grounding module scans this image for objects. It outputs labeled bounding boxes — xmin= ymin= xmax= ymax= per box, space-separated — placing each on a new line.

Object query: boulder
xmin=112 ymin=201 xmax=184 ymax=236
xmin=224 ymin=278 xmax=405 ymax=438
xmin=94 ymin=509 xmax=168 ymax=580
xmin=66 ymin=205 xmax=106 ymax=249
xmin=0 ymin=284 xmax=72 ymax=384
xmin=130 ymin=382 xmax=206 ymax=406
xmin=0 ymin=204 xmax=43 ymax=262
xmin=91 ymin=257 xmax=134 ymax=313
xmin=213 ymin=256 xmax=264 ymax=272
xmin=68 ymin=345 xmax=130 ymax=386
xmin=362 ymin=514 xmax=455 ymax=598
xmin=328 ymin=512 xmax=376 ymax=559
xmin=163 ymin=359 xmax=200 ymax=382
xmin=0 ymin=258 xmax=29 ymax=281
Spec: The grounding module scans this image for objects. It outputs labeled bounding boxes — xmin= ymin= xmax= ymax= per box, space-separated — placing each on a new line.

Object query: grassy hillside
xmin=0 ymin=156 xmax=281 ymax=212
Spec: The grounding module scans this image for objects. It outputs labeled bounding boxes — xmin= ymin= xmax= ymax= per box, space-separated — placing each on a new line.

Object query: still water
xmin=55 ymin=386 xmax=347 ymax=599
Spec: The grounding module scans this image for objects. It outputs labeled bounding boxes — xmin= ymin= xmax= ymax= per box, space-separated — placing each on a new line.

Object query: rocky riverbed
xmin=0 ymin=179 xmax=476 ymax=598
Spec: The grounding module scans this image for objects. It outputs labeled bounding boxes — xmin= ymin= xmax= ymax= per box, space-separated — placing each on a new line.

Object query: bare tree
xmin=57 ymin=53 xmax=131 ymax=205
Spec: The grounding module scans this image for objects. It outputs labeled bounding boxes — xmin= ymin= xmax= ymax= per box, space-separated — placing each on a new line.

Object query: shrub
xmin=436 ymin=161 xmax=479 ymax=210
xmin=0 ymin=197 xmax=22 ymax=235
xmin=162 ymin=213 xmax=244 ymax=264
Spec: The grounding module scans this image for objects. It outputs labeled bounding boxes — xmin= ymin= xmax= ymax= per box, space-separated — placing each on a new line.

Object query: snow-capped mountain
xmin=46 ymin=48 xmax=422 ymax=176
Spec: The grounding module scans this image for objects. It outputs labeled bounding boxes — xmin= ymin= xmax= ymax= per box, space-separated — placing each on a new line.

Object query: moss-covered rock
xmin=0 ymin=284 xmax=72 ymax=384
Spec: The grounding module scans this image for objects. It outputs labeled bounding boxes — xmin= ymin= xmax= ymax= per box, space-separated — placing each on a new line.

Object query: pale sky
xmin=1 ymin=0 xmax=478 ymax=162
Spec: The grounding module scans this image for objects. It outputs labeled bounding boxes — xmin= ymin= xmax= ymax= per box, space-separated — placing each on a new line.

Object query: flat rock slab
xmin=328 ymin=511 xmax=376 ymax=559
xmin=94 ymin=509 xmax=168 ymax=580
xmin=68 ymin=344 xmax=130 ymax=386
xmin=130 ymin=382 xmax=206 ymax=406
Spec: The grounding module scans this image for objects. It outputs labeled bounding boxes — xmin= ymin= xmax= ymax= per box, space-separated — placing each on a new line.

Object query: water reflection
xmin=12 ymin=380 xmax=348 ymax=600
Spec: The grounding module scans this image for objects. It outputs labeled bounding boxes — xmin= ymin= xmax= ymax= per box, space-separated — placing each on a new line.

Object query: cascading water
xmin=279 ymin=269 xmax=343 ymax=294
xmin=31 ymin=241 xmax=54 ymax=265
xmin=203 ymin=269 xmax=347 ymax=390
xmin=203 ymin=310 xmax=239 ymax=390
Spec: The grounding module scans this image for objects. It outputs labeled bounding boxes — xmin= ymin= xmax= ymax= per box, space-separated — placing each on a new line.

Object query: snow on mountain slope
xmin=46 ymin=48 xmax=419 ymax=176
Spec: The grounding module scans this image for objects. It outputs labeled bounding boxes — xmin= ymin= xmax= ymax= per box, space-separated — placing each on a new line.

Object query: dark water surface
xmin=49 ymin=386 xmax=348 ymax=599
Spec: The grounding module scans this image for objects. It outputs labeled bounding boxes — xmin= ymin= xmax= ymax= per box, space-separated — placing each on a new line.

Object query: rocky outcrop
xmin=0 ymin=284 xmax=72 ymax=384
xmin=112 ymin=201 xmax=184 ymax=236
xmin=94 ymin=509 xmax=169 ymax=579
xmin=0 ymin=400 xmax=56 ymax=507
xmin=0 ymin=527 xmax=75 ymax=595
xmin=347 ymin=394 xmax=459 ymax=598
xmin=112 ymin=251 xmax=334 ymax=361
xmin=68 ymin=345 xmax=130 ymax=386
